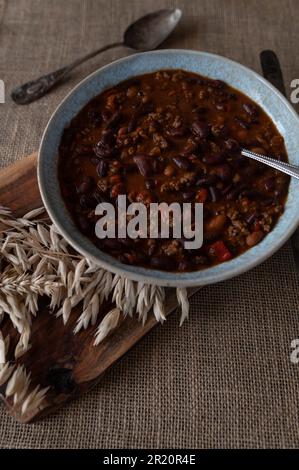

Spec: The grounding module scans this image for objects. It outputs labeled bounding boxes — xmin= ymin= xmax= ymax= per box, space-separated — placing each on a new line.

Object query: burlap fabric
xmin=1 ymin=0 xmax=299 ymax=449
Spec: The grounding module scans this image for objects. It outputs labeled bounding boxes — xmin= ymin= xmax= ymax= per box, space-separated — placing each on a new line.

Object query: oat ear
xmin=0 ymin=204 xmax=190 ymax=364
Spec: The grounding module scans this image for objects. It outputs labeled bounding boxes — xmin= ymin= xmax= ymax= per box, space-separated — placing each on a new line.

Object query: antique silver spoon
xmin=11 ymin=8 xmax=182 ymax=105
xmin=241 ymin=148 xmax=299 ymax=180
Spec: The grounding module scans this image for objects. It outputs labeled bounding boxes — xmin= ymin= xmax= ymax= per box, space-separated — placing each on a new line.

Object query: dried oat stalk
xmin=0 ymin=205 xmax=189 ymax=416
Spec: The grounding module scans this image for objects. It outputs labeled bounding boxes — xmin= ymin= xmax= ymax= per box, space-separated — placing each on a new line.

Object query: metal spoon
xmin=241 ymin=148 xmax=299 ymax=179
xmin=11 ymin=8 xmax=182 ymax=105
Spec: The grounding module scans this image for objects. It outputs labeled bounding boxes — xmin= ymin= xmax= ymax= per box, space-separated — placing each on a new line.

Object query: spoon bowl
xmin=124 ymin=8 xmax=182 ymax=51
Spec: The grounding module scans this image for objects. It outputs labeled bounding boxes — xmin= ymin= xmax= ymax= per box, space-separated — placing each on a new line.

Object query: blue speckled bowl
xmin=38 ymin=49 xmax=299 ymax=287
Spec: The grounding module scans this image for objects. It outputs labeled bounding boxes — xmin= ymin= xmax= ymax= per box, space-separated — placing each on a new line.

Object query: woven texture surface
xmin=1 ymin=0 xmax=299 ymax=449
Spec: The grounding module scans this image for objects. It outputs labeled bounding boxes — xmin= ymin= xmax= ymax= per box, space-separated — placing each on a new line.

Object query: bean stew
xmin=58 ymin=69 xmax=290 ymax=272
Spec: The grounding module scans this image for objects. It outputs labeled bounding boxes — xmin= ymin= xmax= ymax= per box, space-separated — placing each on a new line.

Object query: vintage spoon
xmin=11 ymin=8 xmax=182 ymax=105
xmin=241 ymin=148 xmax=299 ymax=180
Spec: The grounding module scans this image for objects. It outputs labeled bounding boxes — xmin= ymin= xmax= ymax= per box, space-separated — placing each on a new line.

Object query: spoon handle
xmin=241 ymin=149 xmax=299 ymax=180
xmin=11 ymin=41 xmax=123 ymax=105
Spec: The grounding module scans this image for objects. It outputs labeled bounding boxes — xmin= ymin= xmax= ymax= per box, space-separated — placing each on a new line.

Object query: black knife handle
xmin=260 ymin=50 xmax=287 ymax=97
xmin=260 ymin=50 xmax=299 ymax=269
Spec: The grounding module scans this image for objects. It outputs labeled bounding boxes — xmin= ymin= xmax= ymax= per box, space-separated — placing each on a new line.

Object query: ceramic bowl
xmin=38 ymin=49 xmax=299 ymax=287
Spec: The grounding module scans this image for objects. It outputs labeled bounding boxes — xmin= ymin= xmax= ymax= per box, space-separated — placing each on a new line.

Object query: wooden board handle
xmin=0 ymin=153 xmax=40 ymax=216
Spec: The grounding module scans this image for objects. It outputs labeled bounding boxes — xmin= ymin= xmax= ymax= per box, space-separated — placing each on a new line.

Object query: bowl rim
xmin=38 ymin=48 xmax=299 ymax=287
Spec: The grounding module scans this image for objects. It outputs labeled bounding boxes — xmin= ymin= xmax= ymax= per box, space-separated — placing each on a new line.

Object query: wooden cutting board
xmin=0 ymin=153 xmax=199 ymax=423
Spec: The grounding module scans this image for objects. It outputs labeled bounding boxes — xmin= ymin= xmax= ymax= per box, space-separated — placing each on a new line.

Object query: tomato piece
xmin=210 ymin=240 xmax=232 ymax=262
xmin=253 ymin=220 xmax=261 ymax=231
xmin=196 ymin=188 xmax=208 ymax=203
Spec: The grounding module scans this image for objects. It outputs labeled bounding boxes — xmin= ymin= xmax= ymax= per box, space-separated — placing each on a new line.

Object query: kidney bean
xmin=101 ymin=109 xmax=111 ymax=122
xmin=250 ymin=146 xmax=266 ymax=155
xmin=117 ymin=126 xmax=128 ymax=137
xmin=246 ymin=230 xmax=264 ymax=247
xmin=76 ymin=176 xmax=93 ymax=194
xmin=211 ymin=79 xmax=226 ymax=89
xmin=79 ymin=195 xmax=95 ymax=209
xmin=274 ymin=188 xmax=284 ymax=197
xmin=77 ymin=216 xmax=90 ymax=234
xmin=236 ymin=129 xmax=247 ymax=141
xmin=154 ymin=156 xmax=166 ymax=174
xmin=133 ymin=154 xmax=153 ymax=176
xmin=221 ymin=183 xmax=233 ymax=195
xmin=168 ymin=126 xmax=187 ymax=137
xmin=205 ymin=214 xmax=227 ymax=234
xmin=270 ymin=135 xmax=284 ymax=149
xmin=94 ymin=141 xmax=114 ymax=159
xmin=208 ymin=186 xmax=220 ymax=202
xmin=196 ymin=174 xmax=219 ymax=186
xmin=243 ymin=102 xmax=259 ymax=117
xmin=173 ymin=156 xmax=191 ymax=170
xmin=192 ymin=106 xmax=208 ymax=115
xmin=203 ymin=153 xmax=226 ymax=165
xmin=178 ymin=259 xmax=191 ymax=271
xmin=97 ymin=179 xmax=109 ymax=193
xmin=191 ymin=120 xmax=209 ymax=139
xmin=264 ymin=176 xmax=276 ymax=192
xmin=235 ymin=117 xmax=251 ymax=129
xmin=107 ymin=111 xmax=121 ymax=129
xmin=211 ymin=124 xmax=229 ymax=138
xmin=213 ymin=163 xmax=232 ymax=182
xmin=224 ymin=138 xmax=240 ymax=152
xmin=145 ymin=179 xmax=156 ymax=189
xmin=182 ymin=191 xmax=195 ymax=201
xmin=260 ymin=198 xmax=275 ymax=207
xmin=180 ymin=139 xmax=199 ymax=156
xmin=135 ymin=102 xmax=154 ymax=119
xmin=97 ymin=160 xmax=108 ymax=177
xmin=226 ymin=183 xmax=246 ymax=200
xmin=102 ymin=129 xmax=115 ymax=144
xmin=127 ymin=117 xmax=137 ymax=133
xmin=245 ymin=212 xmax=257 ymax=225
xmin=90 ymin=156 xmax=100 ymax=166
xmin=87 ymin=109 xmax=102 ymax=125
xmin=93 ymin=189 xmax=108 ymax=203
xmin=188 ymin=153 xmax=200 ymax=163
xmin=164 ymin=164 xmax=175 ymax=177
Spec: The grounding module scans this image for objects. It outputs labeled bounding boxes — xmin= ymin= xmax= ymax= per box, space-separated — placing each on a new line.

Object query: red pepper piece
xmin=196 ymin=188 xmax=208 ymax=203
xmin=210 ymin=240 xmax=232 ymax=262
